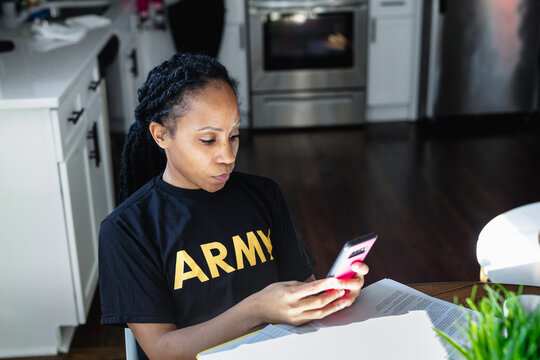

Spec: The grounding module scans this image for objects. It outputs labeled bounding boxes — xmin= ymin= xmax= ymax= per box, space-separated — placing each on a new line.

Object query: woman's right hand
xmin=247 ymin=276 xmax=363 ymax=327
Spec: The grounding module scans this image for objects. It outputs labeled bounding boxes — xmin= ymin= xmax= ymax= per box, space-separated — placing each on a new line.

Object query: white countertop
xmin=0 ymin=0 xmax=135 ymax=110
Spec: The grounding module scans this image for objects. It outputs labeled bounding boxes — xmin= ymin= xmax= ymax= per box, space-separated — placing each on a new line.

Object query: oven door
xmin=249 ymin=0 xmax=367 ymax=92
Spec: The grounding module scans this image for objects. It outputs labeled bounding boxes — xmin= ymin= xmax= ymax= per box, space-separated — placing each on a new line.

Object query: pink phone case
xmin=326 ymin=233 xmax=377 ymax=279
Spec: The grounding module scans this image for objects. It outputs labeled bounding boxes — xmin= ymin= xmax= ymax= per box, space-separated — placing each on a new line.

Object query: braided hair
xmin=117 ymin=53 xmax=239 ymax=203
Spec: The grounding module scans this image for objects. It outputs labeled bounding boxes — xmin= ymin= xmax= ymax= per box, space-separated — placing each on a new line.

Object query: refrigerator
xmin=419 ymin=0 xmax=540 ymax=120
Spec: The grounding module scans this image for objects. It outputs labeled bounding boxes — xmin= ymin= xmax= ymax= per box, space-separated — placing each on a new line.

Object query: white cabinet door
xmin=86 ymin=84 xmax=115 ymax=232
xmin=367 ymin=16 xmax=414 ymax=106
xmin=58 ymin=130 xmax=98 ymax=324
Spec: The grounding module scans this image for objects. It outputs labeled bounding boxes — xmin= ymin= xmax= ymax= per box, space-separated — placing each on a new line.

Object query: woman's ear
xmin=149 ymin=122 xmax=168 ymax=149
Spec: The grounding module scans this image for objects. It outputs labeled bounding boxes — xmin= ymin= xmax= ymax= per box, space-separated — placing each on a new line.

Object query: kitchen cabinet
xmin=218 ymin=0 xmax=249 ymax=127
xmin=104 ymin=12 xmax=141 ymax=134
xmin=366 ymin=0 xmax=422 ymax=122
xmin=0 ymin=1 xmax=134 ymax=356
xmin=0 ymin=59 xmax=114 ymax=357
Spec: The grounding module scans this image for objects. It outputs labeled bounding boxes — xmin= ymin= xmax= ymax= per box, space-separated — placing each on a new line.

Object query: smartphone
xmin=326 ymin=232 xmax=377 ymax=279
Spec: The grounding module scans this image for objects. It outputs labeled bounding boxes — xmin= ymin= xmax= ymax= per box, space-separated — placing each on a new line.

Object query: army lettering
xmin=174 ymin=229 xmax=273 ymax=290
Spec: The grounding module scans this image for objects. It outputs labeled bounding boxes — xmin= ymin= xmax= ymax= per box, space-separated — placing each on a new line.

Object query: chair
xmin=125 ymin=328 xmax=139 ymax=360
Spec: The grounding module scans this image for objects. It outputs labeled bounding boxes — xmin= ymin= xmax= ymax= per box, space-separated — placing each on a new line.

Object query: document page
xmin=314 ymin=278 xmax=476 ymax=358
xmin=199 ymin=324 xmax=295 ymax=356
xmin=316 ymin=278 xmax=476 ymax=341
xmin=198 ymin=279 xmax=477 ymax=360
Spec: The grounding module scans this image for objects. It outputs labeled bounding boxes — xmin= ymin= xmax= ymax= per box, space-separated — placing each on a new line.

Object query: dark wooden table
xmin=409 ymin=281 xmax=540 ymax=306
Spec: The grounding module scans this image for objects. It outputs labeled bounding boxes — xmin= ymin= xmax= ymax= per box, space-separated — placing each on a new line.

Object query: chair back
xmin=125 ymin=328 xmax=139 ymax=360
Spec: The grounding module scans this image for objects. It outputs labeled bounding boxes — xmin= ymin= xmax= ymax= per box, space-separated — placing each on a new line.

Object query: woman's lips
xmin=213 ymin=173 xmax=230 ymax=182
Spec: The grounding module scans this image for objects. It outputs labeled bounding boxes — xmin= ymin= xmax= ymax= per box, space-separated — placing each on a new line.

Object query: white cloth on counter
xmin=65 ymin=15 xmax=111 ymax=29
xmin=29 ymin=15 xmax=110 ymax=52
xmin=31 ymin=22 xmax=87 ymax=42
xmin=30 ymin=23 xmax=86 ymax=52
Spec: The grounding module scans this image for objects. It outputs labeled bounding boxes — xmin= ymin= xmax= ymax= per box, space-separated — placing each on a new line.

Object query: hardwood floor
xmin=9 ymin=120 xmax=540 ymax=359
xmin=237 ymin=120 xmax=540 ymax=285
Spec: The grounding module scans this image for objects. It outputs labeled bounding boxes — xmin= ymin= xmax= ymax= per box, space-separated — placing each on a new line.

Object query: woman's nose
xmin=217 ymin=142 xmax=236 ymax=164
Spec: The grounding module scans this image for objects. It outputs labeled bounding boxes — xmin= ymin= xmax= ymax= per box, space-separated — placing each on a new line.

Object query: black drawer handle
xmin=88 ymin=80 xmax=100 ymax=91
xmin=129 ymin=49 xmax=138 ymax=77
xmin=381 ymin=1 xmax=406 ymax=6
xmin=87 ymin=121 xmax=101 ymax=167
xmin=67 ymin=108 xmax=85 ymax=124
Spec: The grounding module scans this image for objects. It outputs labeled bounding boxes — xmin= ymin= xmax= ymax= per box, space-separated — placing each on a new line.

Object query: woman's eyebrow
xmin=196 ymin=120 xmax=241 ymax=132
xmin=232 ymin=119 xmax=241 ymax=129
xmin=196 ymin=126 xmax=223 ymax=132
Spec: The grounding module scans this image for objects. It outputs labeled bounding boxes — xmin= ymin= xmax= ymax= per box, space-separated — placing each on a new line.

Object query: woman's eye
xmin=230 ymin=134 xmax=240 ymax=141
xmin=200 ymin=138 xmax=215 ymax=145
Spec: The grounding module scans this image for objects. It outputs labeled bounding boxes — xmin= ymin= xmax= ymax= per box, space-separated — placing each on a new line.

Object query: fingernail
xmin=339 ymin=290 xmax=345 ymax=297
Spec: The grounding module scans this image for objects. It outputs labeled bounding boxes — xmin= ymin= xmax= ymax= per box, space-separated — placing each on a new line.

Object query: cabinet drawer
xmin=52 ymin=60 xmax=102 ymax=162
xmin=79 ymin=59 xmax=101 ymax=104
xmin=371 ymin=0 xmax=415 ymax=17
xmin=53 ymin=87 xmax=86 ymax=161
xmin=252 ymin=91 xmax=365 ymax=128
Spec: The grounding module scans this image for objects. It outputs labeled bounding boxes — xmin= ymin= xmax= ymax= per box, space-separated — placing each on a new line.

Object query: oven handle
xmin=249 ymin=0 xmax=366 ymax=10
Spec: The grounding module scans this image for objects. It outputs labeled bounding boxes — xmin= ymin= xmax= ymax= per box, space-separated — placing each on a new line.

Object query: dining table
xmin=409 ymin=281 xmax=540 ymax=305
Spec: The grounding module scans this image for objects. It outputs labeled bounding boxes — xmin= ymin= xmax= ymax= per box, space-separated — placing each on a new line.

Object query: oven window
xmin=263 ymin=11 xmax=354 ymax=71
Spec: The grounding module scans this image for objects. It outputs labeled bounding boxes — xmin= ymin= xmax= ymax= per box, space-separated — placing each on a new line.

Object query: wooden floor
xmin=10 ymin=119 xmax=540 ymax=359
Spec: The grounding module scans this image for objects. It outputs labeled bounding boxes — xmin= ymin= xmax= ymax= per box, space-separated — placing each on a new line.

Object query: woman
xmin=99 ymin=53 xmax=369 ymax=360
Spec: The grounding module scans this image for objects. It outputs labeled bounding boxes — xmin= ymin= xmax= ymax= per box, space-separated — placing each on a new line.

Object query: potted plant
xmin=435 ymin=285 xmax=540 ymax=360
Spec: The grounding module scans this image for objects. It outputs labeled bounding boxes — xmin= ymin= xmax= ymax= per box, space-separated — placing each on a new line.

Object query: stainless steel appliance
xmin=248 ymin=0 xmax=368 ymax=128
xmin=420 ymin=0 xmax=540 ymax=120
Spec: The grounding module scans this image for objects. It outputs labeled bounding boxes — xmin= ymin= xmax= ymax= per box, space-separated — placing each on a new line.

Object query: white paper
xmin=198 ymin=279 xmax=477 ymax=360
xmin=200 ymin=324 xmax=294 ymax=356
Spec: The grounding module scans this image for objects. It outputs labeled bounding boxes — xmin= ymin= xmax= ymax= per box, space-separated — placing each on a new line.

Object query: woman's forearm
xmin=130 ymin=294 xmax=263 ymax=360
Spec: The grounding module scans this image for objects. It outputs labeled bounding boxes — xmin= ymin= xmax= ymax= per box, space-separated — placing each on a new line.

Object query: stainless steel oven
xmin=248 ymin=0 xmax=368 ymax=128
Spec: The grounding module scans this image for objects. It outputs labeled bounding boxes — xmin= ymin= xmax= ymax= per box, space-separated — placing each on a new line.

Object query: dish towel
xmin=31 ymin=22 xmax=86 ymax=52
xmin=65 ymin=15 xmax=111 ymax=29
xmin=31 ymin=22 xmax=87 ymax=42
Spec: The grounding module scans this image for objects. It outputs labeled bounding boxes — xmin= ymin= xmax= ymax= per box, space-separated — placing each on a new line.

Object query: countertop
xmin=0 ymin=0 xmax=135 ymax=110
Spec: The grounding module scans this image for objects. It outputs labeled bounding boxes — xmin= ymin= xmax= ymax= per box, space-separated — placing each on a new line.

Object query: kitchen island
xmin=0 ymin=0 xmax=137 ymax=357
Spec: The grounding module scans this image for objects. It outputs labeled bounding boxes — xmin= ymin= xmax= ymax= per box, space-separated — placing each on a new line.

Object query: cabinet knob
xmin=68 ymin=108 xmax=85 ymax=124
xmin=88 ymin=80 xmax=100 ymax=91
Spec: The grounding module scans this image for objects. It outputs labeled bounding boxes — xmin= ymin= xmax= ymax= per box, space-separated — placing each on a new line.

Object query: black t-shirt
xmin=99 ymin=171 xmax=315 ymax=331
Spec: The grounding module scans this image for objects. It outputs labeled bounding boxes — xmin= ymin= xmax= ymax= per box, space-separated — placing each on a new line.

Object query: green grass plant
xmin=434 ymin=284 xmax=540 ymax=360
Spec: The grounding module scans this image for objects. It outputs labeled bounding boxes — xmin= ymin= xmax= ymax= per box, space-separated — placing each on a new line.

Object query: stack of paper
xmin=198 ymin=279 xmax=477 ymax=360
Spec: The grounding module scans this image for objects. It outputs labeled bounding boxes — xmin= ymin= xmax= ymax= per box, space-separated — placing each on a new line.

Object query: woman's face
xmin=151 ymin=80 xmax=240 ymax=192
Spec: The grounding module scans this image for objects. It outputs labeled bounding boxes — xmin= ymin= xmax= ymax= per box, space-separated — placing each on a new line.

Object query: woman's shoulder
xmin=102 ymin=177 xmax=160 ymax=223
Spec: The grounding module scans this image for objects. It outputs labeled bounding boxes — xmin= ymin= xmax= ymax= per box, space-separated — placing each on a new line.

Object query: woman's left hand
xmin=337 ymin=261 xmax=369 ymax=305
